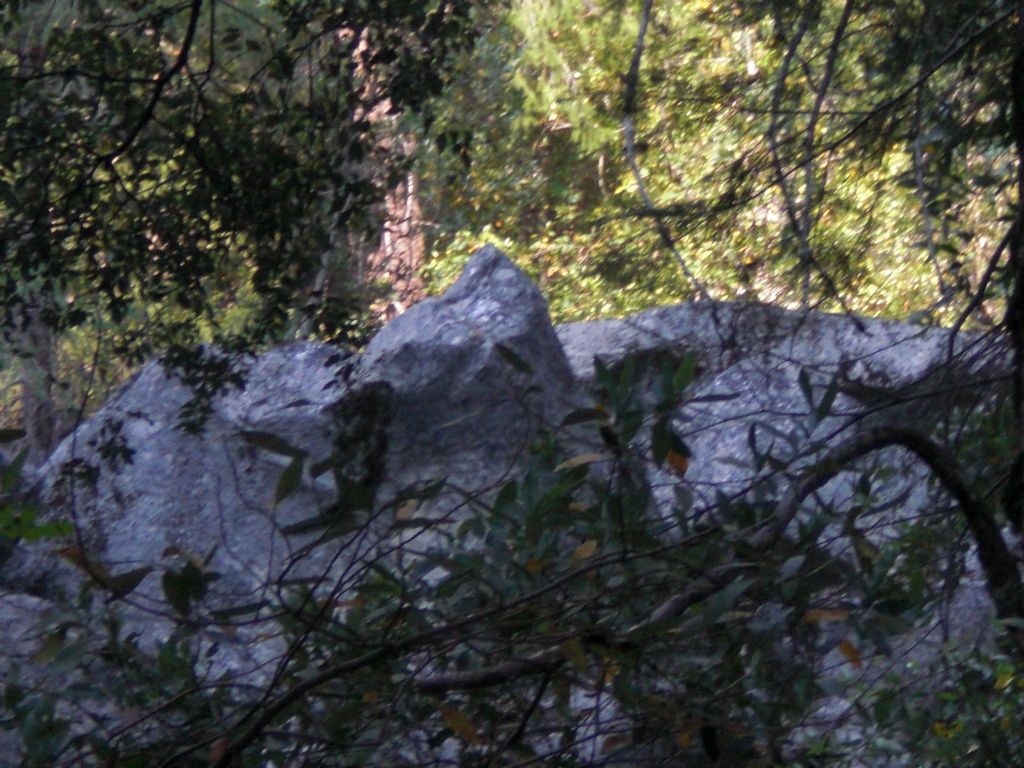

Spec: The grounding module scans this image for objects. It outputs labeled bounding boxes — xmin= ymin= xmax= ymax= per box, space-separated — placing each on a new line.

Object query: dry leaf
xmin=207 ymin=736 xmax=229 ymax=763
xmin=555 ymin=452 xmax=612 ymax=472
xmin=572 ymin=539 xmax=599 ymax=562
xmin=677 ymin=725 xmax=696 ymax=747
xmin=561 ymin=637 xmax=589 ymax=675
xmin=396 ymin=499 xmax=419 ymax=520
xmin=665 ymin=449 xmax=690 ymax=476
xmin=802 ymin=608 xmax=850 ymax=623
xmin=838 ymin=638 xmax=862 ymax=668
xmin=441 ymin=706 xmax=482 ymax=744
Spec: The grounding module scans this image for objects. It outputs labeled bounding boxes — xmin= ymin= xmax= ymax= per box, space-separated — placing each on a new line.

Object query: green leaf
xmin=240 ymin=430 xmax=306 ymax=458
xmin=778 ymin=555 xmax=805 ymax=583
xmin=0 ymin=428 xmax=26 ymax=444
xmin=673 ymin=353 xmax=698 ymax=393
xmin=687 ymin=392 xmax=739 ymax=404
xmin=494 ymin=343 xmax=533 ymax=374
xmin=998 ymin=617 xmax=1024 ymax=631
xmin=874 ymin=696 xmax=896 ymax=726
xmin=333 ymin=474 xmax=375 ymax=512
xmin=492 ymin=481 xmax=518 ymax=516
xmin=747 ymin=423 xmax=761 ymax=468
xmin=651 ymin=415 xmax=672 ymax=466
xmin=560 ymin=407 xmax=609 ymax=427
xmin=275 ymin=455 xmax=304 ymax=505
xmin=4 ymin=681 xmax=24 ymax=709
xmin=104 ymin=566 xmax=153 ymax=600
xmin=1 ymin=448 xmax=29 ymax=492
xmin=593 ymin=356 xmax=612 ymax=390
xmin=280 ymin=513 xmax=360 ymax=537
xmin=554 ymin=452 xmax=612 ymax=471
xmin=703 ymin=577 xmax=755 ymax=627
xmin=211 ymin=600 xmax=269 ymax=620
xmin=162 ymin=561 xmax=214 ymax=615
xmin=797 ymin=369 xmax=814 ymax=409
xmin=310 ymin=454 xmax=339 ymax=477
xmin=162 ymin=569 xmax=191 ymax=616
xmin=561 ymin=637 xmax=589 ymax=675
xmin=18 ymin=518 xmax=73 ymax=541
xmin=618 ymin=354 xmax=636 ymax=392
xmin=0 ymin=180 xmax=17 ymax=209
xmin=673 ymin=485 xmax=694 ymax=521
xmin=815 ymin=376 xmax=840 ymax=422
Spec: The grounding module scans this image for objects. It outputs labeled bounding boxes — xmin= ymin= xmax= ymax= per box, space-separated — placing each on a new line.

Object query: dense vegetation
xmin=419 ymin=0 xmax=1017 ymax=324
xmin=4 ymin=0 xmax=1024 ymax=765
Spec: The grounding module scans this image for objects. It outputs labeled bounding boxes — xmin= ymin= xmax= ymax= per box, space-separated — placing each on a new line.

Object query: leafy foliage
xmin=0 ymin=0 xmax=476 ymax=422
xmin=420 ymin=0 xmax=1017 ymax=326
xmin=4 ymin=353 xmax=1022 ymax=766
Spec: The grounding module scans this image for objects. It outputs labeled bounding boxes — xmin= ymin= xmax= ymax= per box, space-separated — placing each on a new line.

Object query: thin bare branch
xmin=621 ymin=0 xmax=723 ymax=339
xmin=102 ymin=0 xmax=204 ymax=162
xmin=800 ymin=0 xmax=855 ymax=303
xmin=948 ymin=228 xmax=1010 ymax=359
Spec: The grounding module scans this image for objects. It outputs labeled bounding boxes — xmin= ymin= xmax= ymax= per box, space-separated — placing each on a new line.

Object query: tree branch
xmin=767 ymin=0 xmax=864 ymax=326
xmin=948 ymin=228 xmax=1010 ymax=359
xmin=621 ymin=0 xmax=723 ymax=340
xmin=102 ymin=0 xmax=203 ymax=162
xmin=1000 ymin=0 xmax=1024 ymax=533
xmin=416 ymin=648 xmax=563 ymax=693
xmin=800 ymin=0 xmax=854 ymax=304
xmin=761 ymin=426 xmax=1024 ymax=637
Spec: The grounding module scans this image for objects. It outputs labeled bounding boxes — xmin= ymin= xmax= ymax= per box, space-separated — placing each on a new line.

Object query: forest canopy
xmin=3 ymin=0 xmax=1023 ymax=434
xmin=422 ymin=0 xmax=1020 ymax=325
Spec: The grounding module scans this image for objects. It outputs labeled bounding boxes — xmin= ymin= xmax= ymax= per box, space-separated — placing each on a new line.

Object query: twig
xmin=948 ymin=228 xmax=1010 ymax=360
xmin=800 ymin=0 xmax=855 ymax=305
xmin=911 ymin=96 xmax=947 ymax=296
xmin=620 ymin=0 xmax=724 ymax=341
xmin=767 ymin=0 xmax=865 ymax=327
xmin=417 ymin=649 xmax=563 ymax=694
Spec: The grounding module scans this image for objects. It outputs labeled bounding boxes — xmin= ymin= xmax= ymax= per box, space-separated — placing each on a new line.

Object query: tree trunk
xmin=14 ymin=294 xmax=60 ymax=463
xmin=363 ymin=160 xmax=426 ymax=321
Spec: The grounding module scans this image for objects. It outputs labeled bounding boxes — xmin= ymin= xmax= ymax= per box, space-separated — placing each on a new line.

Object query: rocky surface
xmin=0 ymin=246 xmax=1011 ymax=765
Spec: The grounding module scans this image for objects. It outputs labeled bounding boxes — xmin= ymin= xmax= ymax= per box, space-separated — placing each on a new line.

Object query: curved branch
xmin=416 ymin=648 xmax=563 ymax=693
xmin=415 ymin=561 xmax=748 ymax=693
xmin=102 ymin=0 xmax=203 ymax=162
xmin=763 ymin=426 xmax=1024 ymax=630
xmin=216 ymin=425 xmax=1023 ymax=754
xmin=947 ymin=228 xmax=1010 ymax=358
xmin=208 ymin=545 xmax=644 ymax=765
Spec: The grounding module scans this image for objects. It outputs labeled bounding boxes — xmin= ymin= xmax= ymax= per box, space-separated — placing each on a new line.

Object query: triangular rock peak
xmin=361 ymin=243 xmax=581 ymax=492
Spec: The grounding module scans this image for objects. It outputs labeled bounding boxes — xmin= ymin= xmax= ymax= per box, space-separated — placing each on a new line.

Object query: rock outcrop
xmin=1 ymin=246 xmax=580 ymax=653
xmin=0 ymin=246 xmax=1010 ymax=766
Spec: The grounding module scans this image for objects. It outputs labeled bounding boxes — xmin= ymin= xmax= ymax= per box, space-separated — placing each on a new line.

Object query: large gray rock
xmin=557 ymin=300 xmax=1002 ymax=401
xmin=1 ymin=343 xmax=364 ymax=604
xmin=0 ymin=246 xmax=587 ymax=764
xmin=0 ymin=247 xmax=577 ymax=672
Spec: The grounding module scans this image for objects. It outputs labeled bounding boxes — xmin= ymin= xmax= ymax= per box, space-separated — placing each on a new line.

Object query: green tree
xmin=420 ymin=0 xmax=1017 ymax=326
xmin=0 ymin=0 xmax=475 ymax=449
